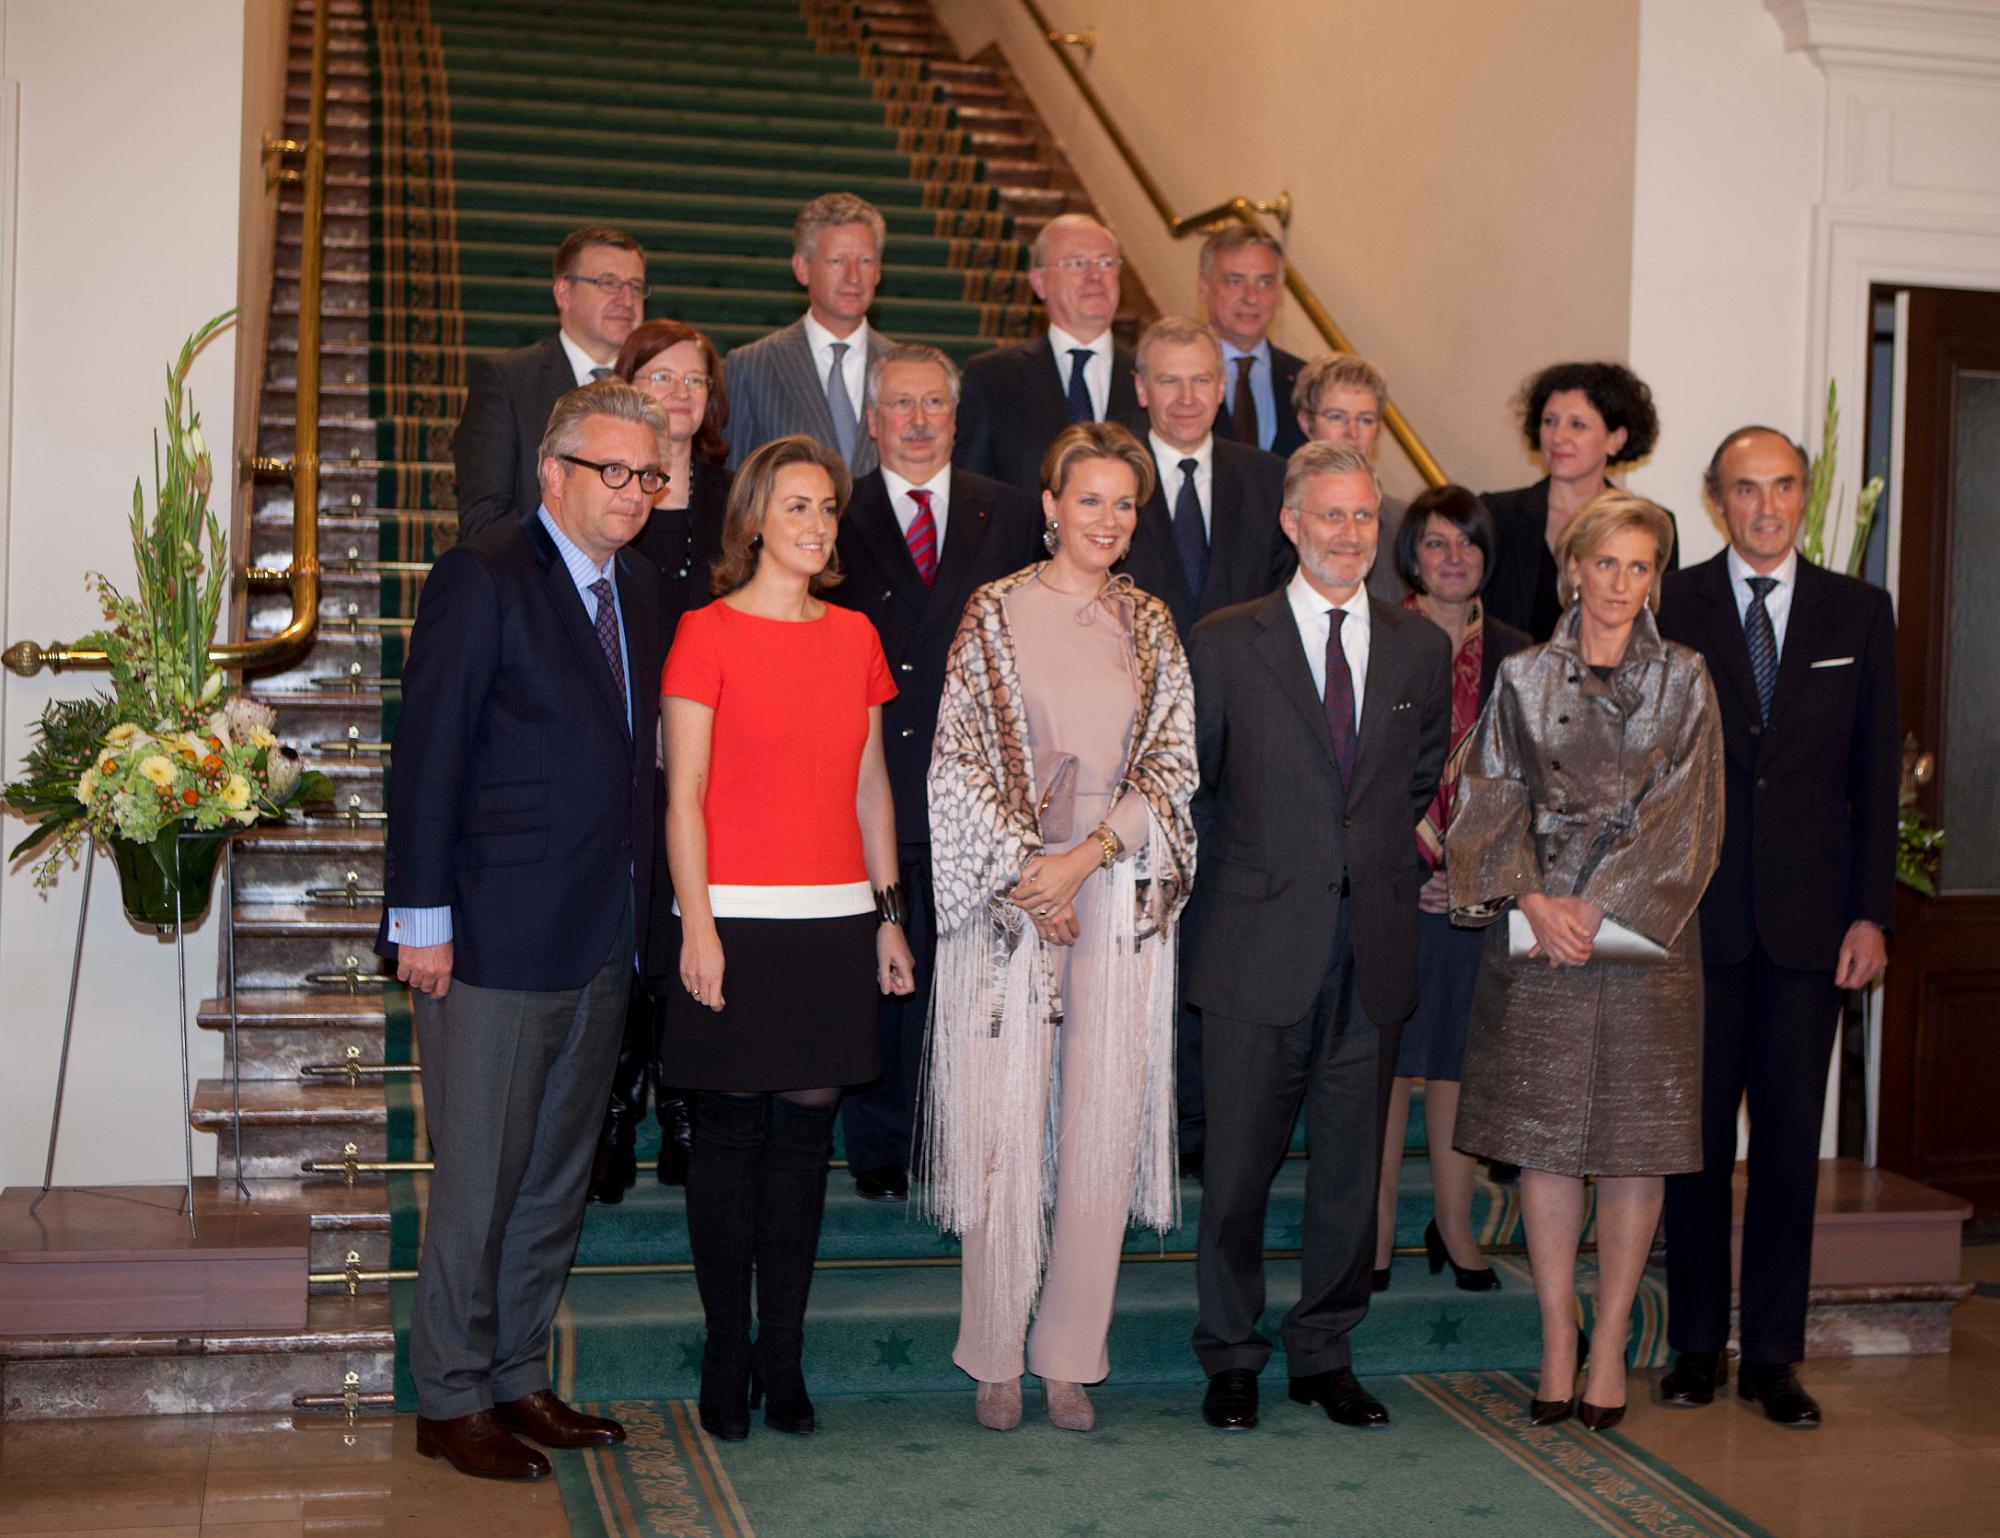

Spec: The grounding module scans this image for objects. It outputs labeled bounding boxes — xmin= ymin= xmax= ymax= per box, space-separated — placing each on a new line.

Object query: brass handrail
xmin=1021 ymin=0 xmax=1446 ymax=487
xmin=2 ymin=0 xmax=328 ymax=678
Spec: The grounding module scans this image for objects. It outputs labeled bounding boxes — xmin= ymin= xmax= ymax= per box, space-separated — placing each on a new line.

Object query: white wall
xmin=1625 ymin=0 xmax=1825 ymax=562
xmin=0 ymin=1 xmax=247 ymax=1189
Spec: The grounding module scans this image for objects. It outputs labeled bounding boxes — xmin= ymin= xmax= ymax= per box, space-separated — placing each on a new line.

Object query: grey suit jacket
xmin=722 ymin=317 xmax=892 ymax=475
xmin=1185 ymin=588 xmax=1451 ymax=1028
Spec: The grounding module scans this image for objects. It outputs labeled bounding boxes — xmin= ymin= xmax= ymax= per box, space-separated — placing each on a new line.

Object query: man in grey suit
xmin=1188 ymin=441 xmax=1450 ymax=1432
xmin=1294 ymin=352 xmax=1410 ymax=605
xmin=724 ymin=191 xmax=892 ymax=474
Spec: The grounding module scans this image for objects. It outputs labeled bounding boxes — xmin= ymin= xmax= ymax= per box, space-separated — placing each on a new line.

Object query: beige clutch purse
xmin=1508 ymin=908 xmax=1667 ymax=963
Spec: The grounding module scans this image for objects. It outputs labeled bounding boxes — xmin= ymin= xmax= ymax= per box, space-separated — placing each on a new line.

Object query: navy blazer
xmin=827 ymin=466 xmax=1042 ymax=843
xmin=377 ymin=512 xmax=664 ymax=991
xmin=1210 ymin=341 xmax=1309 ymax=458
xmin=1116 ymin=436 xmax=1294 ymax=639
xmin=953 ymin=334 xmax=1148 ymax=497
xmin=1658 ymin=552 xmax=1899 ymax=973
xmin=452 ymin=333 xmax=575 ymax=541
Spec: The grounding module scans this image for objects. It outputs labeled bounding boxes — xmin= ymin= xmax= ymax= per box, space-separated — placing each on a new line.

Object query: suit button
xmin=1557 ymin=714 xmax=1569 ymax=724
xmin=899 ymin=662 xmax=914 ymax=674
xmin=1756 ymin=777 xmax=1769 ymax=789
xmin=1749 ymin=724 xmax=1762 ymax=737
xmin=1341 ymin=816 xmax=1352 ymax=829
xmin=882 ymin=589 xmax=894 ymax=602
xmin=900 ymin=727 xmax=915 ymax=738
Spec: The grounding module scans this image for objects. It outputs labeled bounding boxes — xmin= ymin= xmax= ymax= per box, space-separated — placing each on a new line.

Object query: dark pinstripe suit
xmin=722 ymin=317 xmax=892 ymax=474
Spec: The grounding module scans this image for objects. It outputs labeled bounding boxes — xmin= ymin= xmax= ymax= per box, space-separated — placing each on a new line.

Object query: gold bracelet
xmin=1093 ymin=824 xmax=1121 ymax=870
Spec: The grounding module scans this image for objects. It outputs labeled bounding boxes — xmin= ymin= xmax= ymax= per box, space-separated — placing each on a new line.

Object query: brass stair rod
xmin=1 ymin=0 xmax=330 ymax=679
xmin=1018 ymin=0 xmax=1445 ymax=488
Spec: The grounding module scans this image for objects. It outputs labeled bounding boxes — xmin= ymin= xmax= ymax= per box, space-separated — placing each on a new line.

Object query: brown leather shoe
xmin=415 ymin=1411 xmax=552 ymax=1481
xmin=494 ymin=1390 xmax=627 ymax=1448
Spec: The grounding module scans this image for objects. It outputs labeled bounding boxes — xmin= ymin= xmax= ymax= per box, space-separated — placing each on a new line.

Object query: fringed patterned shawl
xmin=920 ymin=565 xmax=1197 ymax=1359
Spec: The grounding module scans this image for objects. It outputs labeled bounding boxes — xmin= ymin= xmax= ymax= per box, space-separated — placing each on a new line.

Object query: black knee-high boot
xmin=686 ymin=1092 xmax=766 ymax=1440
xmin=751 ymin=1096 xmax=837 ymax=1435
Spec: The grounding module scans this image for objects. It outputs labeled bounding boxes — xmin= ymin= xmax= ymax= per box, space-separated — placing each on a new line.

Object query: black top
xmin=1479 ymin=477 xmax=1682 ymax=641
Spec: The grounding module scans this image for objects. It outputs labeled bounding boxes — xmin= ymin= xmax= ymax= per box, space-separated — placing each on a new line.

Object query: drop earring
xmin=1043 ymin=517 xmax=1060 ymax=555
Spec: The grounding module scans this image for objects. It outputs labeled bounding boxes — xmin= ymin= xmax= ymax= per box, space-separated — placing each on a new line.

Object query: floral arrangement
xmin=3 ymin=311 xmax=329 ymax=888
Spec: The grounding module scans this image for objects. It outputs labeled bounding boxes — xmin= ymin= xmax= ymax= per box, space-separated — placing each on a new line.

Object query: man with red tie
xmin=826 ymin=344 xmax=1043 ymax=1201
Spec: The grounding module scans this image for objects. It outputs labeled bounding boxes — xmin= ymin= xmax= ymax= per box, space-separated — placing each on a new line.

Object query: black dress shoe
xmin=1659 ymin=1349 xmax=1725 ymax=1406
xmin=1289 ymin=1369 xmax=1389 ymax=1428
xmin=852 ymin=1164 xmax=908 ymax=1202
xmin=1202 ymin=1368 xmax=1259 ymax=1429
xmin=1179 ymin=1148 xmax=1205 ymax=1180
xmin=1738 ymin=1362 xmax=1822 ymax=1427
xmin=587 ymin=1136 xmax=636 ymax=1206
xmin=1371 ymin=1267 xmax=1391 ymax=1294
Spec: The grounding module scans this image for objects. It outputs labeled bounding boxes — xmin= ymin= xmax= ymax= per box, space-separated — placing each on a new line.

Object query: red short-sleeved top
xmin=662 ymin=600 xmax=896 ymax=918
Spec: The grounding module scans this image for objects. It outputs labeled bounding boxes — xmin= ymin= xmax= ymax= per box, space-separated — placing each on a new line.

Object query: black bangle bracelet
xmin=873 ymin=882 xmax=908 ymax=927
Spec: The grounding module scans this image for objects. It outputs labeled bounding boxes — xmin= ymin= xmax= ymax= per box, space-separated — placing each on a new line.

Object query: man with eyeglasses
xmin=724 ymin=192 xmax=893 ymax=476
xmin=454 ymin=225 xmax=648 ymax=540
xmin=825 ymin=343 xmax=1041 ymax=1205
xmin=954 ymin=212 xmax=1146 ymax=497
xmin=1199 ymin=225 xmax=1307 ymax=459
xmin=1293 ymin=352 xmax=1409 ymax=603
xmin=380 ymin=381 xmax=671 ymax=1482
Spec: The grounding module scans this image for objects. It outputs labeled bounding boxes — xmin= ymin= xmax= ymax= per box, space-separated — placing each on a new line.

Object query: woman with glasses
xmin=660 ymin=435 xmax=918 ymax=1443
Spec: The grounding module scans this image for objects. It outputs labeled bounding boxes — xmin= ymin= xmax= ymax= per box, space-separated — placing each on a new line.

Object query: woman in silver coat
xmin=1447 ymin=490 xmax=1723 ymax=1433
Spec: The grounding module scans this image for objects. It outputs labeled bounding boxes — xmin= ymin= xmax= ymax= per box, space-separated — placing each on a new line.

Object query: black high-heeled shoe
xmin=1577 ymin=1400 xmax=1626 ymax=1432
xmin=1424 ymin=1218 xmax=1501 ymax=1292
xmin=1527 ymin=1326 xmax=1592 ymax=1427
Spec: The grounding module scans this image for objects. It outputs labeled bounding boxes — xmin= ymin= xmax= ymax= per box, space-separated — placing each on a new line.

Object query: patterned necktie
xmin=825 ymin=340 xmax=858 ymax=462
xmin=1065 ymin=347 xmax=1094 ymax=425
xmin=589 ymin=365 xmax=614 ymax=382
xmin=1172 ymin=457 xmax=1209 ymax=598
xmin=588 ymin=576 xmax=628 ymax=721
xmin=1231 ymin=355 xmax=1261 ymax=447
xmin=1745 ymin=574 xmax=1779 ymax=723
xmin=905 ymin=487 xmax=939 ymax=588
xmin=1323 ymin=607 xmax=1357 ymax=789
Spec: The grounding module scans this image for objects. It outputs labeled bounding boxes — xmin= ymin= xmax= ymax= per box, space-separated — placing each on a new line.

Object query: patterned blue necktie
xmin=1172 ymin=457 xmax=1209 ymax=599
xmin=1323 ymin=608 xmax=1357 ymax=789
xmin=1065 ymin=347 xmax=1094 ymax=424
xmin=1745 ymin=574 xmax=1778 ymax=723
xmin=588 ymin=576 xmax=628 ymax=721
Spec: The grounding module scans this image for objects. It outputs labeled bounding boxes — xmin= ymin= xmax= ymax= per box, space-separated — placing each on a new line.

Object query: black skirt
xmin=659 ymin=912 xmax=881 ymax=1092
xmin=1394 ymin=909 xmax=1483 ymax=1081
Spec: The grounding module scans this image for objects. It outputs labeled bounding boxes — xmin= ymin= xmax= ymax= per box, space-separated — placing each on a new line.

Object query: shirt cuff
xmin=388 ymin=906 xmax=452 ymax=947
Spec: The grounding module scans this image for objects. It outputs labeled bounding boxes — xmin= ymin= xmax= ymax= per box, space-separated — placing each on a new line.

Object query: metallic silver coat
xmin=1446 ymin=607 xmax=1724 ymax=1177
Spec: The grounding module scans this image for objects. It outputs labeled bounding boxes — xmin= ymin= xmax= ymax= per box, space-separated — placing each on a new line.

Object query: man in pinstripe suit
xmin=724 ymin=192 xmax=894 ymax=474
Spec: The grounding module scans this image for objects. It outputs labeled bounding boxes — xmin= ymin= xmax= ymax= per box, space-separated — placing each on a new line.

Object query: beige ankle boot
xmin=1042 ymin=1378 xmax=1095 ymax=1432
xmin=974 ymin=1377 xmax=1022 ymax=1431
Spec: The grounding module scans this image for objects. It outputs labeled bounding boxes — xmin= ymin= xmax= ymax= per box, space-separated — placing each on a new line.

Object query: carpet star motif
xmin=1427 ymin=1309 xmax=1463 ymax=1347
xmin=897 ymin=1441 xmax=938 ymax=1454
xmin=676 ymin=1339 xmax=701 ymax=1372
xmin=872 ymin=1331 xmax=916 ymax=1369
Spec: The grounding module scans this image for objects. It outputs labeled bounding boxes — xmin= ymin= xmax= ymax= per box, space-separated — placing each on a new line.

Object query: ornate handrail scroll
xmin=1022 ymin=0 xmax=1446 ymax=487
xmin=3 ymin=0 xmax=328 ymax=678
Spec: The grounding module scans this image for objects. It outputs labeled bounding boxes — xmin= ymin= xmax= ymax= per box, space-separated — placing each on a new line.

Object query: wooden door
xmin=1878 ymin=286 xmax=2000 ymax=1213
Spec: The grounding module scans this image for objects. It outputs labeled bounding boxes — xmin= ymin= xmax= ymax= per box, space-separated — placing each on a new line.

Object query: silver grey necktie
xmin=826 ymin=341 xmax=858 ymax=462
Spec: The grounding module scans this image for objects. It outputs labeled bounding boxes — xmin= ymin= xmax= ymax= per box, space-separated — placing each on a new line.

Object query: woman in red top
xmin=660 ymin=435 xmax=917 ymax=1444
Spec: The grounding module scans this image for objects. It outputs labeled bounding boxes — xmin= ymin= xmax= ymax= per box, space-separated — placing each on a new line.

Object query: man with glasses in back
xmin=954 ymin=212 xmax=1147 ymax=496
xmin=454 ymin=225 xmax=648 ymax=540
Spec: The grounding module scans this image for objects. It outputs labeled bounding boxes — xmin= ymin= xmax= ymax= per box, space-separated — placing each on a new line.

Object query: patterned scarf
xmin=1411 ymin=593 xmax=1485 ymax=870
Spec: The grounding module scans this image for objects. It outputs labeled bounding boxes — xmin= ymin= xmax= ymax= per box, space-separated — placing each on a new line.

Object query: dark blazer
xmin=377 ymin=512 xmax=663 ymax=991
xmin=723 ymin=318 xmax=891 ymax=475
xmin=1658 ymin=553 xmax=1899 ymax=973
xmin=630 ymin=460 xmax=731 ymax=652
xmin=453 ymin=333 xmax=576 ymax=541
xmin=953 ymin=334 xmax=1147 ymax=497
xmin=1476 ymin=611 xmax=1535 ymax=701
xmin=827 ymin=466 xmax=1042 ymax=843
xmin=1480 ymin=477 xmax=1682 ymax=640
xmin=1211 ymin=341 xmax=1309 ymax=458
xmin=1186 ymin=590 xmax=1451 ymax=1028
xmin=1117 ymin=437 xmax=1294 ymax=638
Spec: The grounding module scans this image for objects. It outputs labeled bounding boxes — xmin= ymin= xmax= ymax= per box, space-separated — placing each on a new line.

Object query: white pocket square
xmin=1810 ymin=656 xmax=1855 ymax=669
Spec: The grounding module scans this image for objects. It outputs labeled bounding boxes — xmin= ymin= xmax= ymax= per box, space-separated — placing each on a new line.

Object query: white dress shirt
xmin=1046 ymin=322 xmax=1113 ymax=422
xmin=881 ymin=464 xmax=952 ymax=550
xmin=1149 ymin=431 xmax=1214 ymax=536
xmin=1727 ymin=545 xmax=1798 ymax=656
xmin=803 ymin=312 xmax=870 ymax=410
xmin=1286 ymin=568 xmax=1372 ymax=726
xmin=559 ymin=328 xmax=615 ymax=386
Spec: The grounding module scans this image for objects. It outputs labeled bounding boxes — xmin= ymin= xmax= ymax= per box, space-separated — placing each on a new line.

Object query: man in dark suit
xmin=828 ymin=343 xmax=1041 ymax=1202
xmin=724 ymin=192 xmax=892 ymax=476
xmin=453 ymin=226 xmax=647 ymax=540
xmin=1657 ymin=426 xmax=1899 ymax=1427
xmin=380 ymin=381 xmax=669 ymax=1481
xmin=1188 ymin=441 xmax=1450 ymax=1432
xmin=954 ymin=212 xmax=1147 ymax=496
xmin=1198 ymin=223 xmax=1306 ymax=459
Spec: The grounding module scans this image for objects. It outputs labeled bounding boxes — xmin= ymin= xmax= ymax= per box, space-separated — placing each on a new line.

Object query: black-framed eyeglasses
xmin=560 ymin=455 xmax=669 ymax=494
xmin=562 ymin=272 xmax=653 ymax=300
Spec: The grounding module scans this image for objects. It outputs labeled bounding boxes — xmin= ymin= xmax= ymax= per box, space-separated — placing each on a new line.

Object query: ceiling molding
xmin=1765 ymin=0 xmax=2000 ymax=78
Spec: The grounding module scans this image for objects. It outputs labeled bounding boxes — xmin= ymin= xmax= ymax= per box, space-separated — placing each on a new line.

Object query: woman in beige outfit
xmin=1449 ymin=490 xmax=1723 ymax=1432
xmin=922 ymin=423 xmax=1197 ymax=1434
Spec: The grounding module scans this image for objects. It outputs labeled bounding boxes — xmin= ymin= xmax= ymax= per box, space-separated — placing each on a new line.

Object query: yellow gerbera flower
xmin=139 ymin=754 xmax=176 ymax=788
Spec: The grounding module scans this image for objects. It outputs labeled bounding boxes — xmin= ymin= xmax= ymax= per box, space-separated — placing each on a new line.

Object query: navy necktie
xmin=1745 ymin=574 xmax=1779 ymax=723
xmin=1065 ymin=347 xmax=1094 ymax=425
xmin=1172 ymin=457 xmax=1209 ymax=599
xmin=1323 ymin=608 xmax=1356 ymax=789
xmin=588 ymin=576 xmax=628 ymax=723
xmin=1231 ymin=355 xmax=1261 ymax=447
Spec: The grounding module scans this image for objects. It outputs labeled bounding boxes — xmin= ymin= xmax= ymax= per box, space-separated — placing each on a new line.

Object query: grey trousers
xmin=1193 ymin=899 xmax=1400 ymax=1378
xmin=408 ymin=899 xmax=633 ymax=1419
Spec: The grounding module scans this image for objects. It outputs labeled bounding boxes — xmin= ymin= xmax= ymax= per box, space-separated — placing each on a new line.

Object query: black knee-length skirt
xmin=659 ymin=912 xmax=882 ymax=1092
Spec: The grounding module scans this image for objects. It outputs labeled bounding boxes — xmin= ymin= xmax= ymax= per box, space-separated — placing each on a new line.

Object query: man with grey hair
xmin=378 ymin=379 xmax=670 ymax=1480
xmin=1187 ymin=437 xmax=1449 ymax=1433
xmin=827 ymin=343 xmax=1041 ymax=1202
xmin=955 ymin=211 xmax=1146 ymax=495
xmin=1198 ymin=224 xmax=1307 ymax=458
xmin=725 ymin=191 xmax=893 ymax=473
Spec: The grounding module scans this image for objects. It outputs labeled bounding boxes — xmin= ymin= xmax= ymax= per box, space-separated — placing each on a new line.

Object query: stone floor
xmin=7 ymin=1244 xmax=2000 ymax=1537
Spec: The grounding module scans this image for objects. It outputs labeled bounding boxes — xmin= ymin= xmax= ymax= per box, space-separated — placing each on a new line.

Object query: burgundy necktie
xmin=588 ymin=576 xmax=628 ymax=718
xmin=1323 ymin=607 xmax=1356 ymax=789
xmin=906 ymin=488 xmax=939 ymax=588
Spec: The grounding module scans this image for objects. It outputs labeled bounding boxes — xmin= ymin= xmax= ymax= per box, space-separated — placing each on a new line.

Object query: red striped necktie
xmin=906 ymin=488 xmax=939 ymax=588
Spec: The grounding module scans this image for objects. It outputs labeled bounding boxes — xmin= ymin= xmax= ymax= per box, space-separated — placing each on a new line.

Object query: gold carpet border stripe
xmin=374 ymin=0 xmax=465 ymax=385
xmin=587 ymin=1401 xmax=719 ymax=1538
xmin=581 ymin=1438 xmax=634 ymax=1538
xmin=675 ymin=1397 xmax=756 ymax=1538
